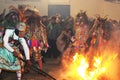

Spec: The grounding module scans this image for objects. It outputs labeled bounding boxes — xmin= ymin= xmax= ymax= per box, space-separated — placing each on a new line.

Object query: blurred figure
xmin=0 ymin=22 xmax=31 ymax=80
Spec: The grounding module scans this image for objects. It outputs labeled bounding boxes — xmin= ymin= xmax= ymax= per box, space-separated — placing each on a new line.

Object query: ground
xmin=0 ymin=58 xmax=61 ymax=80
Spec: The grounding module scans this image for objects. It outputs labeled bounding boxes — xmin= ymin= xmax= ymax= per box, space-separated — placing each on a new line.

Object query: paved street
xmin=0 ymin=58 xmax=61 ymax=80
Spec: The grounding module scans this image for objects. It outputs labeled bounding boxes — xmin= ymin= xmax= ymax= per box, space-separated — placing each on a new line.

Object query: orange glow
xmin=57 ymin=48 xmax=119 ymax=80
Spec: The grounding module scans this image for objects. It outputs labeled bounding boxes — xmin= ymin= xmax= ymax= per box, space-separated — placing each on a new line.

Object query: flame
xmin=49 ymin=19 xmax=120 ymax=80
xmin=57 ymin=49 xmax=119 ymax=80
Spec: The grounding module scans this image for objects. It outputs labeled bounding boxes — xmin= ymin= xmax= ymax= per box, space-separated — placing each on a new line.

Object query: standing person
xmin=48 ymin=15 xmax=63 ymax=58
xmin=46 ymin=16 xmax=56 ymax=58
xmin=41 ymin=16 xmax=49 ymax=27
xmin=56 ymin=28 xmax=73 ymax=64
xmin=0 ymin=22 xmax=31 ymax=80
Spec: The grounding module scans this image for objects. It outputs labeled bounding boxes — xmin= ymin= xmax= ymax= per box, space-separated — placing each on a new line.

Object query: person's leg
xmin=53 ymin=40 xmax=59 ymax=58
xmin=16 ymin=70 xmax=21 ymax=80
xmin=48 ymin=39 xmax=53 ymax=58
xmin=0 ymin=69 xmax=2 ymax=73
xmin=0 ymin=69 xmax=2 ymax=79
xmin=38 ymin=60 xmax=42 ymax=70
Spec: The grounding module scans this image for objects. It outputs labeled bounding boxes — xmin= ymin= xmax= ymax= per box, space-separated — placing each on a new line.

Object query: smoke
xmin=105 ymin=22 xmax=120 ymax=80
xmin=49 ymin=20 xmax=120 ymax=80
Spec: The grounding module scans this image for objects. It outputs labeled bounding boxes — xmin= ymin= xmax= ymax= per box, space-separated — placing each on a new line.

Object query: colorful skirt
xmin=0 ymin=48 xmax=21 ymax=71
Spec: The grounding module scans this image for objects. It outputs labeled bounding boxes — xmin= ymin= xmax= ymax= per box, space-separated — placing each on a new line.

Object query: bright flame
xmin=58 ymin=49 xmax=119 ymax=80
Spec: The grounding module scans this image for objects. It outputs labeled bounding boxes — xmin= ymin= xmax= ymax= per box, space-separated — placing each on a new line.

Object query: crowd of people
xmin=0 ymin=5 xmax=120 ymax=80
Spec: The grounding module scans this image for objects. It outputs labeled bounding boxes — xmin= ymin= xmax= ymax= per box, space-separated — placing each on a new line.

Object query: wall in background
xmin=103 ymin=1 xmax=120 ymax=20
xmin=0 ymin=0 xmax=48 ymax=16
xmin=70 ymin=0 xmax=101 ymax=18
xmin=70 ymin=0 xmax=120 ymax=20
xmin=0 ymin=0 xmax=120 ymax=20
xmin=49 ymin=0 xmax=70 ymax=4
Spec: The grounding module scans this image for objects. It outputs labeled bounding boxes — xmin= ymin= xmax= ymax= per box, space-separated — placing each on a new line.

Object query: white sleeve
xmin=19 ymin=38 xmax=30 ymax=60
xmin=3 ymin=29 xmax=14 ymax=52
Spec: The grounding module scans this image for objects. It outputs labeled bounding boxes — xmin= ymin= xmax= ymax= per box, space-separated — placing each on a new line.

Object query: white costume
xmin=3 ymin=29 xmax=30 ymax=60
xmin=0 ymin=22 xmax=30 ymax=80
